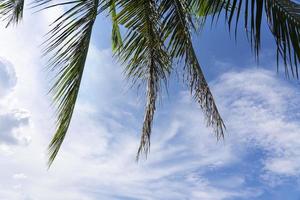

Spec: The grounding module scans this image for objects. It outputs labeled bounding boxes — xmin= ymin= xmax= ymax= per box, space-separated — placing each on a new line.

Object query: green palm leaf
xmin=34 ymin=0 xmax=100 ymax=166
xmin=198 ymin=0 xmax=300 ymax=78
xmin=265 ymin=0 xmax=300 ymax=77
xmin=160 ymin=0 xmax=225 ymax=139
xmin=113 ymin=0 xmax=171 ymax=158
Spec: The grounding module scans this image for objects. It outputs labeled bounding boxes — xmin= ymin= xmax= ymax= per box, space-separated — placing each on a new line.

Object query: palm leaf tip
xmin=194 ymin=84 xmax=225 ymax=139
xmin=0 ymin=0 xmax=25 ymax=27
xmin=190 ymin=55 xmax=225 ymax=140
xmin=136 ymin=69 xmax=157 ymax=160
xmin=48 ymin=126 xmax=69 ymax=167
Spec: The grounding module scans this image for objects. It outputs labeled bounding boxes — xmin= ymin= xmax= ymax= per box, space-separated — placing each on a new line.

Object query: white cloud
xmin=0 ymin=58 xmax=30 ymax=149
xmin=0 ymin=109 xmax=30 ymax=145
xmin=213 ymin=68 xmax=300 ymax=178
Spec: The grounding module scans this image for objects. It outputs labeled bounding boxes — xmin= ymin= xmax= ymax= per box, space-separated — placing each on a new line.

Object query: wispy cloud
xmin=214 ymin=68 xmax=300 ymax=179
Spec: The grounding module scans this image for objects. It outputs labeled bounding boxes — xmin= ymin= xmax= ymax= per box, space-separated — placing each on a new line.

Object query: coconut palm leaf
xmin=197 ymin=0 xmax=300 ymax=78
xmin=0 ymin=0 xmax=25 ymax=26
xmin=160 ymin=0 xmax=225 ymax=139
xmin=265 ymin=0 xmax=300 ymax=77
xmin=34 ymin=0 xmax=100 ymax=166
xmin=112 ymin=0 xmax=171 ymax=158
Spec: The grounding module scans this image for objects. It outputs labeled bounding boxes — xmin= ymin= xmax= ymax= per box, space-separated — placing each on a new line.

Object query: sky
xmin=0 ymin=3 xmax=300 ymax=200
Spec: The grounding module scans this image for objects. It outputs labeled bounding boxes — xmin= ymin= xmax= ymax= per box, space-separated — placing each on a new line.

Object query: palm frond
xmin=265 ymin=0 xmax=300 ymax=78
xmin=35 ymin=0 xmax=100 ymax=166
xmin=113 ymin=0 xmax=171 ymax=159
xmin=0 ymin=0 xmax=25 ymax=27
xmin=197 ymin=0 xmax=300 ymax=78
xmin=161 ymin=0 xmax=225 ymax=139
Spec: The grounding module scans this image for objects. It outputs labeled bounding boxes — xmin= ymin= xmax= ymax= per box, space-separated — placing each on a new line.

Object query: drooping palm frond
xmin=160 ymin=0 xmax=225 ymax=140
xmin=197 ymin=0 xmax=300 ymax=78
xmin=113 ymin=0 xmax=171 ymax=159
xmin=34 ymin=0 xmax=100 ymax=166
xmin=265 ymin=0 xmax=300 ymax=77
xmin=0 ymin=0 xmax=25 ymax=27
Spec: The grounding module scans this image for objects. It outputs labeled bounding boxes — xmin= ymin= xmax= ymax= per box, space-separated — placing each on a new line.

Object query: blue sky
xmin=0 ymin=3 xmax=300 ymax=200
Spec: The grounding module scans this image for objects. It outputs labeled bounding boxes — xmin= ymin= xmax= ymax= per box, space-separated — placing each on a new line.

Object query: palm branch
xmin=32 ymin=0 xmax=100 ymax=166
xmin=113 ymin=0 xmax=172 ymax=158
xmin=160 ymin=0 xmax=225 ymax=139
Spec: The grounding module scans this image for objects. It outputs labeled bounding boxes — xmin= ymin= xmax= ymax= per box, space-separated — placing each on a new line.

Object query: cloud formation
xmin=0 ymin=58 xmax=30 ymax=147
xmin=214 ymin=69 xmax=300 ymax=178
xmin=0 ymin=110 xmax=30 ymax=145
